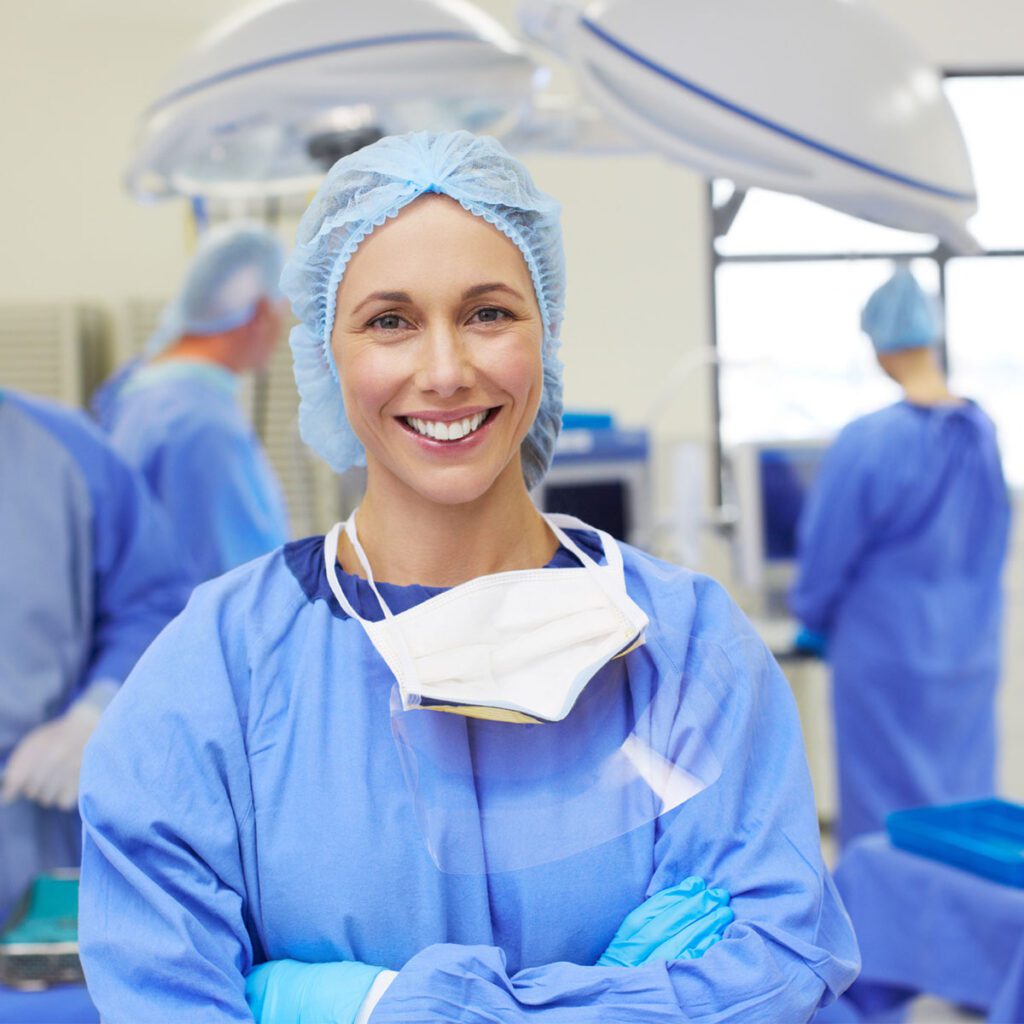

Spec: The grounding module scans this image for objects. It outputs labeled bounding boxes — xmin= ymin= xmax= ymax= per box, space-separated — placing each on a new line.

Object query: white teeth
xmin=406 ymin=411 xmax=488 ymax=441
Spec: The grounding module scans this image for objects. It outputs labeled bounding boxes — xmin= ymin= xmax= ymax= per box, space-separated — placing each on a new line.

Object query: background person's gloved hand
xmin=1 ymin=684 xmax=116 ymax=810
xmin=793 ymin=626 xmax=828 ymax=659
xmin=246 ymin=958 xmax=396 ymax=1024
xmin=597 ymin=876 xmax=734 ymax=967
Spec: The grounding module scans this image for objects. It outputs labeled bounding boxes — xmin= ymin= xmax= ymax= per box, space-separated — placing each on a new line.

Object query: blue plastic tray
xmin=887 ymin=799 xmax=1024 ymax=887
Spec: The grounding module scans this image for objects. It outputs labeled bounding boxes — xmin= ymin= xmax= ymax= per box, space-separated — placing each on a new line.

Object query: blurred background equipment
xmin=124 ymin=0 xmax=541 ymax=201
xmin=720 ymin=438 xmax=836 ymax=827
xmin=537 ymin=411 xmax=652 ymax=549
xmin=0 ymin=873 xmax=83 ymax=992
xmin=723 ymin=439 xmax=829 ymax=619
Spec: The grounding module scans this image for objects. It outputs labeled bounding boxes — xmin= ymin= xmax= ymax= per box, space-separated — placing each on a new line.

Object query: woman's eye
xmin=369 ymin=313 xmax=408 ymax=331
xmin=471 ymin=307 xmax=512 ymax=325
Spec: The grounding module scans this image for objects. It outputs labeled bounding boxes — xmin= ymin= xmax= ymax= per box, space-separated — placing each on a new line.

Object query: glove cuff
xmin=356 ymin=969 xmax=397 ymax=1024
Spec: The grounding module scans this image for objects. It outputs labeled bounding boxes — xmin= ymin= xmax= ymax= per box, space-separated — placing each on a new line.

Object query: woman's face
xmin=332 ymin=195 xmax=544 ymax=508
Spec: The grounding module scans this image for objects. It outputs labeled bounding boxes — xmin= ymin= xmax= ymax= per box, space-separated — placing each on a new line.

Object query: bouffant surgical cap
xmin=861 ymin=268 xmax=940 ymax=353
xmin=280 ymin=130 xmax=565 ymax=488
xmin=147 ymin=224 xmax=284 ymax=356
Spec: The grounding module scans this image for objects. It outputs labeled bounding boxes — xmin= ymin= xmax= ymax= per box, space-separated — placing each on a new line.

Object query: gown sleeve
xmin=42 ymin=407 xmax=194 ymax=694
xmin=368 ymin=579 xmax=860 ymax=1024
xmin=77 ymin=582 xmax=259 ymax=1023
xmin=789 ymin=427 xmax=875 ymax=635
xmin=157 ymin=423 xmax=287 ymax=579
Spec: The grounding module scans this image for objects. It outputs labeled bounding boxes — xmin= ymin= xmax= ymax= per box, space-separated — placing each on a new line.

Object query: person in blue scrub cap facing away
xmin=791 ymin=267 xmax=1011 ymax=850
xmin=0 ymin=389 xmax=191 ymax=920
xmin=78 ymin=131 xmax=858 ymax=1024
xmin=93 ymin=223 xmax=290 ymax=582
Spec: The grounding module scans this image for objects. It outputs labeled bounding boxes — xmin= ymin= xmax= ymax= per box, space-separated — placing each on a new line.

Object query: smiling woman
xmin=76 ymin=131 xmax=858 ymax=1024
xmin=331 ymin=196 xmax=546 ymax=536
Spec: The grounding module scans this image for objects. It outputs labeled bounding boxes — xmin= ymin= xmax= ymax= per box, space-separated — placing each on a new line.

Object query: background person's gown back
xmin=791 ymin=400 xmax=1011 ymax=848
xmin=95 ymin=361 xmax=289 ymax=581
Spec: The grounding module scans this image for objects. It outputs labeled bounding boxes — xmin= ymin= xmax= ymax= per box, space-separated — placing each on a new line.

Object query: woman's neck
xmin=340 ymin=464 xmax=557 ymax=587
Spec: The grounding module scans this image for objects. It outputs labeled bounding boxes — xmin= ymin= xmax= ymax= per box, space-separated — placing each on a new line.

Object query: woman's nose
xmin=415 ymin=326 xmax=475 ymax=397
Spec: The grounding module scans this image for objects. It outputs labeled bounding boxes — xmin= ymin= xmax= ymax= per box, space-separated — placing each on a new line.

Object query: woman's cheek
xmin=491 ymin=332 xmax=544 ymax=392
xmin=342 ymin=346 xmax=399 ymax=415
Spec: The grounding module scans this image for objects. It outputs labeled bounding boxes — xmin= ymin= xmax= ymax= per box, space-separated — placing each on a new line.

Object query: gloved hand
xmin=245 ymin=958 xmax=396 ymax=1024
xmin=793 ymin=627 xmax=828 ymax=658
xmin=1 ymin=693 xmax=109 ymax=810
xmin=597 ymin=876 xmax=733 ymax=967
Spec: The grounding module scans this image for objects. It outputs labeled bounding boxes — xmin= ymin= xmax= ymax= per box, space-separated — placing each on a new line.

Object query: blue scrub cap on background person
xmin=280 ymin=130 xmax=566 ymax=489
xmin=860 ymin=267 xmax=940 ymax=353
xmin=146 ymin=224 xmax=286 ymax=356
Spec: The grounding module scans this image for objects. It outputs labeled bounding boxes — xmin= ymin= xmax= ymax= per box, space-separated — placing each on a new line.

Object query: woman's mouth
xmin=401 ymin=408 xmax=497 ymax=443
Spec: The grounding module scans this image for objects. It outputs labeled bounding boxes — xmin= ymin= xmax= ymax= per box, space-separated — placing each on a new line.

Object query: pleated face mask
xmin=323 ymin=511 xmax=648 ymax=723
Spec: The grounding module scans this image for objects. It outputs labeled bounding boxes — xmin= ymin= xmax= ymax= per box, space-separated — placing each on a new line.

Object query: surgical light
xmin=520 ymin=0 xmax=980 ymax=252
xmin=125 ymin=0 xmax=541 ymax=201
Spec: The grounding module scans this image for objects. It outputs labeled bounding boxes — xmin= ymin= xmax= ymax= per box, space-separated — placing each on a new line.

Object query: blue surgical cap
xmin=280 ymin=130 xmax=565 ymax=489
xmin=861 ymin=268 xmax=940 ymax=353
xmin=147 ymin=223 xmax=285 ymax=356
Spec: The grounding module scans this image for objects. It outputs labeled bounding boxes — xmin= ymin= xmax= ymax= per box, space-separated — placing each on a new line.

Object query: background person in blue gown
xmin=0 ymin=389 xmax=191 ymax=920
xmin=93 ymin=224 xmax=290 ymax=582
xmin=78 ymin=132 xmax=858 ymax=1023
xmin=790 ymin=267 xmax=1011 ymax=850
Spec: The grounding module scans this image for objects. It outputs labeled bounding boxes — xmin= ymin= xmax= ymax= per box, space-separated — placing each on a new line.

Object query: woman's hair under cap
xmin=280 ymin=130 xmax=566 ymax=489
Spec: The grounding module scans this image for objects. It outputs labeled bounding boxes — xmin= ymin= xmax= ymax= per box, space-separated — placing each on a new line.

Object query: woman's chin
xmin=392 ymin=460 xmax=518 ymax=509
xmin=411 ymin=475 xmax=501 ymax=508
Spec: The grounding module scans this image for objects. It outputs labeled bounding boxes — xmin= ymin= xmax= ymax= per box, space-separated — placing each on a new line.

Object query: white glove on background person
xmin=2 ymin=681 xmax=118 ymax=811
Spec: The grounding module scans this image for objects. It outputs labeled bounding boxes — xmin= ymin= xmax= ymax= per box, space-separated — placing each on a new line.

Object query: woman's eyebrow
xmin=352 ymin=283 xmax=525 ymax=315
xmin=351 ymin=290 xmax=412 ymax=316
xmin=463 ymin=282 xmax=525 ymax=302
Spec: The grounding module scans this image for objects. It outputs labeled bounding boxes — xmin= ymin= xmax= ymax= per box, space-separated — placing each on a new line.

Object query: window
xmin=712 ymin=73 xmax=1024 ymax=486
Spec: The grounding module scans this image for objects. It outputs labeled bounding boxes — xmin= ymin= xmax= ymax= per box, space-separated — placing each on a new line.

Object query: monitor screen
xmin=759 ymin=447 xmax=826 ymax=561
xmin=541 ymin=480 xmax=631 ymax=542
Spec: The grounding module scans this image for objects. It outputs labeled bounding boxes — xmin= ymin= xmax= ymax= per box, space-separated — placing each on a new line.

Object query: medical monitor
xmin=536 ymin=422 xmax=651 ymax=550
xmin=724 ymin=440 xmax=829 ymax=614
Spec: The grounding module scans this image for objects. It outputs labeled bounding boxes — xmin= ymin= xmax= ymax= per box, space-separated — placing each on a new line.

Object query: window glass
xmin=713 ymin=74 xmax=1024 ymax=486
xmin=946 ymin=255 xmax=1024 ymax=486
xmin=716 ymin=258 xmax=938 ymax=445
xmin=943 ymin=76 xmax=1024 ymax=251
xmin=714 ymin=187 xmax=935 ymax=257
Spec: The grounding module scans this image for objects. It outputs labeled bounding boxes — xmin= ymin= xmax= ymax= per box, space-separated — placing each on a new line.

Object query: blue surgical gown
xmin=79 ymin=531 xmax=858 ymax=1022
xmin=790 ymin=400 xmax=1010 ymax=848
xmin=0 ymin=390 xmax=191 ymax=918
xmin=96 ymin=360 xmax=289 ymax=582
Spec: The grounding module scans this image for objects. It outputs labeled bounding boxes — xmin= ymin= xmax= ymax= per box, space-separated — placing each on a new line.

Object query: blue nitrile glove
xmin=793 ymin=627 xmax=828 ymax=658
xmin=596 ymin=876 xmax=734 ymax=967
xmin=245 ymin=958 xmax=388 ymax=1024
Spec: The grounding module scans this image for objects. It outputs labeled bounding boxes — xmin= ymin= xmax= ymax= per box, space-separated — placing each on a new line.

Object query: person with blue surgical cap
xmin=78 ymin=131 xmax=858 ymax=1023
xmin=791 ymin=266 xmax=1010 ymax=850
xmin=0 ymin=389 xmax=190 ymax=920
xmin=94 ymin=223 xmax=290 ymax=582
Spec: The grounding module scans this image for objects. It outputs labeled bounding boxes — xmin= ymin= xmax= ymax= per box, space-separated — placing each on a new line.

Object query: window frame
xmin=708 ymin=68 xmax=1024 ymax=504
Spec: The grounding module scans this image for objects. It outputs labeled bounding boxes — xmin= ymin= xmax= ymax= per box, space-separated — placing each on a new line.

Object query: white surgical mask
xmin=323 ymin=511 xmax=648 ymax=723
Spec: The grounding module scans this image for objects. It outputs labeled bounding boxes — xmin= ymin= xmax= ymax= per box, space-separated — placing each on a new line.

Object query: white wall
xmin=0 ymin=2 xmax=242 ymax=306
